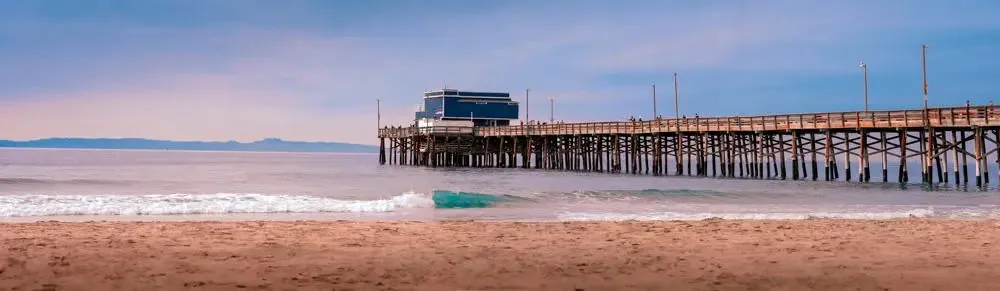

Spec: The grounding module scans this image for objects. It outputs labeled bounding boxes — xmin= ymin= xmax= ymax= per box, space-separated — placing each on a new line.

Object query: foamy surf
xmin=557 ymin=208 xmax=937 ymax=221
xmin=0 ymin=192 xmax=436 ymax=217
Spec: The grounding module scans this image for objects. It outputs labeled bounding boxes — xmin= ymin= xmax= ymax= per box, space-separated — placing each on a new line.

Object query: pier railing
xmin=378 ymin=105 xmax=1000 ymax=138
xmin=475 ymin=105 xmax=1000 ymax=137
xmin=378 ymin=125 xmax=474 ymax=138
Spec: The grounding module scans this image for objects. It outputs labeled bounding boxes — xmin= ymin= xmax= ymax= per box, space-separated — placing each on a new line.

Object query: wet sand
xmin=2 ymin=219 xmax=999 ymax=291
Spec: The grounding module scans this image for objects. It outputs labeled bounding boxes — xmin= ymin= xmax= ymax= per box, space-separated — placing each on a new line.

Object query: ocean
xmin=2 ymin=148 xmax=999 ymax=221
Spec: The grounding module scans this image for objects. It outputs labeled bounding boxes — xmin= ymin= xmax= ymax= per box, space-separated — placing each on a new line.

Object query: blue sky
xmin=1 ymin=0 xmax=999 ymax=144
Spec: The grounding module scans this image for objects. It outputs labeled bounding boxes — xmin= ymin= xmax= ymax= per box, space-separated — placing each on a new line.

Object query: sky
xmin=1 ymin=0 xmax=999 ymax=145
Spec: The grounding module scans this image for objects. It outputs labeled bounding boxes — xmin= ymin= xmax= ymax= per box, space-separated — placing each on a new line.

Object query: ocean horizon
xmin=0 ymin=137 xmax=379 ymax=153
xmin=0 ymin=146 xmax=379 ymax=155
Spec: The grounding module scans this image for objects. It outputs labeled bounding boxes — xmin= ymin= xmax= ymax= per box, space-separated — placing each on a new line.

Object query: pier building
xmin=414 ymin=89 xmax=519 ymax=127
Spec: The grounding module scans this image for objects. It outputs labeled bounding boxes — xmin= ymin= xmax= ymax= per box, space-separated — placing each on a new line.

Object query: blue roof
xmin=424 ymin=89 xmax=510 ymax=98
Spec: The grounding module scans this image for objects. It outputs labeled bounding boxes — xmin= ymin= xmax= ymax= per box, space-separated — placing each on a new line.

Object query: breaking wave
xmin=0 ymin=190 xmax=525 ymax=217
xmin=0 ymin=192 xmax=435 ymax=217
xmin=431 ymin=190 xmax=529 ymax=208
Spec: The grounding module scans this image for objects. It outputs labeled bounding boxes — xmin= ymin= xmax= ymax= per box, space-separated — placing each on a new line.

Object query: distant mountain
xmin=0 ymin=138 xmax=377 ymax=153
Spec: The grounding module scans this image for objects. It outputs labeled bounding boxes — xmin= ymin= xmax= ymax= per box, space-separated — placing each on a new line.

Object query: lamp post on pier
xmin=652 ymin=83 xmax=657 ymax=120
xmin=919 ymin=44 xmax=931 ymax=132
xmin=673 ymin=73 xmax=680 ymax=131
xmin=922 ymin=45 xmax=929 ymax=113
xmin=920 ymin=44 xmax=930 ymax=184
xmin=525 ymin=88 xmax=530 ymax=122
xmin=549 ymin=96 xmax=554 ymax=122
xmin=860 ymin=60 xmax=869 ymax=112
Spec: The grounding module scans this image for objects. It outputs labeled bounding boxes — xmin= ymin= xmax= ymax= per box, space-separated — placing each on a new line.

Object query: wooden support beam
xmin=824 ymin=132 xmax=832 ymax=181
xmin=860 ymin=131 xmax=869 ymax=182
xmin=899 ymin=130 xmax=908 ymax=183
xmin=920 ymin=130 xmax=929 ymax=183
xmin=995 ymin=129 xmax=1000 ymax=184
xmin=881 ymin=131 xmax=889 ymax=183
xmin=844 ymin=132 xmax=852 ymax=182
xmin=975 ymin=127 xmax=984 ymax=186
xmin=951 ymin=131 xmax=960 ymax=184
xmin=711 ymin=135 xmax=718 ymax=177
xmin=810 ymin=133 xmax=818 ymax=181
xmin=933 ymin=130 xmax=944 ymax=183
xmin=791 ymin=133 xmax=800 ymax=180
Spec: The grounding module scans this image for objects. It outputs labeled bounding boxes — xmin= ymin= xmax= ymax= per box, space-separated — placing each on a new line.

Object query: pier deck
xmin=378 ymin=105 xmax=1000 ymax=185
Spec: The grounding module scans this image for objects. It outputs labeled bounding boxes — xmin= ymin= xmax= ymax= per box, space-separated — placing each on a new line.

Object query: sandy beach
xmin=2 ymin=219 xmax=999 ymax=291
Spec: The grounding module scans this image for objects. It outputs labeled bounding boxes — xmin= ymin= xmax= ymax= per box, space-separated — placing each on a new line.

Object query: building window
xmin=457 ymin=91 xmax=510 ymax=98
xmin=457 ymin=98 xmax=514 ymax=104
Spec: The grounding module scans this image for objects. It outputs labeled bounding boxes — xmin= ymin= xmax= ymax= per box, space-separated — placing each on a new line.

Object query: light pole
xmin=652 ymin=83 xmax=657 ymax=119
xmin=525 ymin=88 xmax=530 ymax=122
xmin=920 ymin=44 xmax=930 ymax=183
xmin=860 ymin=60 xmax=869 ymax=112
xmin=376 ymin=98 xmax=381 ymax=128
xmin=673 ymin=73 xmax=680 ymax=130
xmin=922 ymin=45 xmax=929 ymax=111
xmin=549 ymin=96 xmax=554 ymax=122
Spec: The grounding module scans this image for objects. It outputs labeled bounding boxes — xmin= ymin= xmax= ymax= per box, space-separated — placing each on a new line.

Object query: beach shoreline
xmin=3 ymin=219 xmax=999 ymax=290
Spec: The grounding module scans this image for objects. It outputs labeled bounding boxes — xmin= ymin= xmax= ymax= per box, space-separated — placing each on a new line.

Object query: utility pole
xmin=920 ymin=44 xmax=930 ymax=184
xmin=526 ymin=88 xmax=530 ymax=122
xmin=860 ymin=60 xmax=869 ymax=112
xmin=652 ymin=83 xmax=657 ymax=119
xmin=673 ymin=73 xmax=680 ymax=131
xmin=549 ymin=97 xmax=554 ymax=122
xmin=673 ymin=72 xmax=682 ymax=176
xmin=922 ymin=45 xmax=929 ymax=112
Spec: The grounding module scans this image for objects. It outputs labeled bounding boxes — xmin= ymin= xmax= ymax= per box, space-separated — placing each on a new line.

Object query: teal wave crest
xmin=431 ymin=190 xmax=528 ymax=208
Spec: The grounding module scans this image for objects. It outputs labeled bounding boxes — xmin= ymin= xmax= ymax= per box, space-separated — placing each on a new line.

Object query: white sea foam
xmin=557 ymin=208 xmax=937 ymax=221
xmin=0 ymin=192 xmax=435 ymax=217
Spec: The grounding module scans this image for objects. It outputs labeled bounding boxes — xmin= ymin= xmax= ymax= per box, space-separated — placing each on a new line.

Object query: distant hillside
xmin=0 ymin=138 xmax=377 ymax=153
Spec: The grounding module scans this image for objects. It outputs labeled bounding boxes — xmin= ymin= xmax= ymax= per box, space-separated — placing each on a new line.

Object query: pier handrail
xmin=378 ymin=105 xmax=1000 ymax=138
xmin=378 ymin=125 xmax=478 ymax=138
xmin=468 ymin=105 xmax=1000 ymax=137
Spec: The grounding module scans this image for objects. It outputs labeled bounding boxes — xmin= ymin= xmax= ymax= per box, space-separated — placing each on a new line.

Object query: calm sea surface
xmin=2 ymin=148 xmax=999 ymax=221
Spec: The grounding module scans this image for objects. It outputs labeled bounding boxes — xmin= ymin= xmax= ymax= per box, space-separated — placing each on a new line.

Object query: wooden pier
xmin=378 ymin=105 xmax=1000 ymax=185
